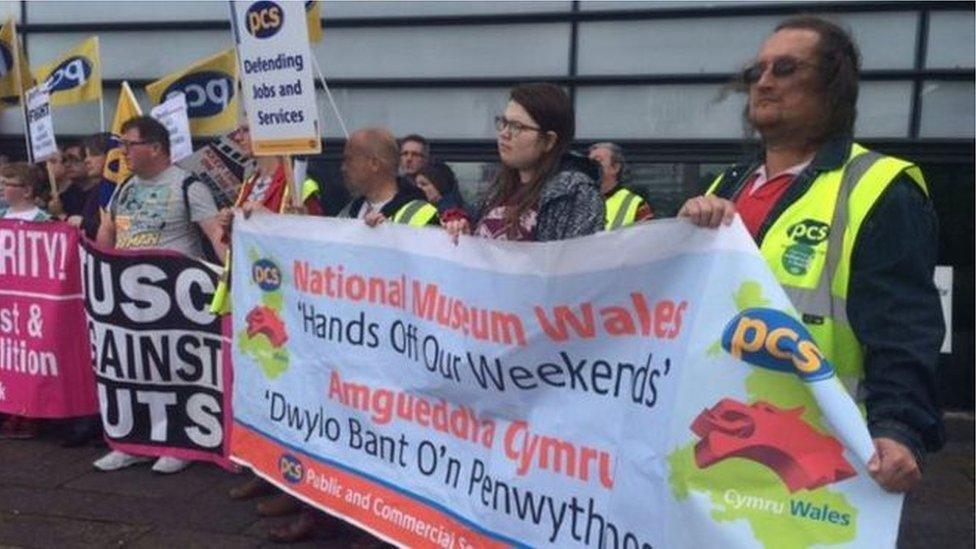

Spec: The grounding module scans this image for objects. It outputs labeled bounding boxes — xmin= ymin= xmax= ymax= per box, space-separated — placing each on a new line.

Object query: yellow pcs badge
xmin=146 ymin=48 xmax=239 ymax=136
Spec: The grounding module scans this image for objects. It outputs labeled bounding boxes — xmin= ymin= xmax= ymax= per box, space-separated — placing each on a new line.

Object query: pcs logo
xmin=43 ymin=56 xmax=92 ymax=92
xmin=252 ymin=258 xmax=282 ymax=292
xmin=786 ymin=219 xmax=830 ymax=246
xmin=163 ymin=71 xmax=234 ymax=118
xmin=721 ymin=308 xmax=834 ymax=382
xmin=279 ymin=454 xmax=304 ymax=484
xmin=246 ymin=1 xmax=284 ymax=39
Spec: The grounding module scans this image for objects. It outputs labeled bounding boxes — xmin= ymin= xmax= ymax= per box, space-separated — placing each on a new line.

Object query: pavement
xmin=0 ymin=415 xmax=971 ymax=548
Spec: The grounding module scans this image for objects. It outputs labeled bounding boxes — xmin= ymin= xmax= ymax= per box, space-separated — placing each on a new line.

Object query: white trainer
xmin=151 ymin=456 xmax=191 ymax=474
xmin=93 ymin=450 xmax=152 ymax=471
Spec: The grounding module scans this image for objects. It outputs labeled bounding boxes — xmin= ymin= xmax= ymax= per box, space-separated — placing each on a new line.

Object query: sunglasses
xmin=742 ymin=57 xmax=812 ymax=84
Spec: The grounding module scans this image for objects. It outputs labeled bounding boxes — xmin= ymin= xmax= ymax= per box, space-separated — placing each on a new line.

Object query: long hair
xmin=776 ymin=15 xmax=861 ymax=143
xmin=488 ymin=83 xmax=574 ymax=238
xmin=721 ymin=15 xmax=861 ymax=146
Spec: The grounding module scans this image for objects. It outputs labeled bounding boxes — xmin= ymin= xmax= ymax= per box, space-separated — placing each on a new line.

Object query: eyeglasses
xmin=494 ymin=116 xmax=542 ymax=137
xmin=742 ymin=57 xmax=812 ymax=84
xmin=120 ymin=139 xmax=151 ymax=149
xmin=64 ymin=156 xmax=84 ymax=164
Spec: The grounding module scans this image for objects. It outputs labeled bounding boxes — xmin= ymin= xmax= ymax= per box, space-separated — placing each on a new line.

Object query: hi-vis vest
xmin=391 ymin=199 xmax=438 ymax=227
xmin=604 ymin=187 xmax=643 ymax=230
xmin=708 ymin=143 xmax=928 ymax=392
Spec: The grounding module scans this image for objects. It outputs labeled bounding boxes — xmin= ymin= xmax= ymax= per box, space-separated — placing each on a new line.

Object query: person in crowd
xmin=93 ymin=116 xmax=226 ymax=475
xmin=444 ymin=82 xmax=603 ymax=242
xmin=57 ymin=134 xmax=113 ymax=447
xmin=0 ymin=163 xmax=51 ymax=438
xmin=678 ymin=15 xmax=944 ymax=494
xmin=398 ymin=133 xmax=429 ymax=183
xmin=588 ymin=142 xmax=654 ymax=229
xmin=217 ymin=115 xmax=335 ymax=543
xmin=30 ymin=163 xmax=53 ymax=212
xmin=258 ymin=127 xmax=437 ymax=544
xmin=343 ymin=127 xmax=438 ymax=227
xmin=65 ymin=133 xmax=112 ymax=241
xmin=221 ymin=117 xmax=323 ymax=225
xmin=415 ymin=161 xmax=467 ymax=214
xmin=0 ymin=162 xmax=51 ymax=221
xmin=54 ymin=141 xmax=91 ymax=217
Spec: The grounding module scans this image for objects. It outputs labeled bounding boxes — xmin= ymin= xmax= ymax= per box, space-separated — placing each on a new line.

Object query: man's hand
xmin=678 ymin=195 xmax=736 ymax=228
xmin=867 ymin=437 xmax=922 ymax=493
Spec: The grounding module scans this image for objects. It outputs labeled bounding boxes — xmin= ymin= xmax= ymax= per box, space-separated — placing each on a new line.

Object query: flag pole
xmin=310 ymin=55 xmax=348 ymax=139
xmin=99 ymin=95 xmax=105 ymax=132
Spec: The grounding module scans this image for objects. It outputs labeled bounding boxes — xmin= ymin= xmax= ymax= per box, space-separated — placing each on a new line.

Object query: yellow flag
xmin=33 ymin=36 xmax=102 ymax=107
xmin=145 ymin=48 xmax=238 ymax=136
xmin=0 ymin=17 xmax=34 ymax=108
xmin=98 ymin=81 xmax=143 ymax=207
xmin=306 ymin=1 xmax=322 ymax=43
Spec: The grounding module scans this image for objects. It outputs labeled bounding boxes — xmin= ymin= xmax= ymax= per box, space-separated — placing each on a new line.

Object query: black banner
xmin=80 ymin=240 xmax=231 ymax=466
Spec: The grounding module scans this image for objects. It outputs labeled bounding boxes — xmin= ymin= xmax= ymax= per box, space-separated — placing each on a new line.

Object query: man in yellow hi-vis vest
xmin=339 ymin=127 xmax=439 ymax=227
xmin=678 ymin=16 xmax=944 ymax=494
xmin=588 ymin=142 xmax=653 ymax=230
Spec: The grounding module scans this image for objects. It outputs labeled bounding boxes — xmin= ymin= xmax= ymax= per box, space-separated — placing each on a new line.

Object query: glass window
xmin=833 ymin=13 xmax=918 ymax=70
xmin=577 ymin=12 xmax=917 ymax=74
xmin=0 ymin=1 xmax=20 ymax=23
xmin=576 ymin=85 xmax=747 ymax=139
xmin=926 ymin=12 xmax=976 ymax=69
xmin=919 ymin=81 xmax=976 ymax=139
xmin=39 ymin=86 xmax=150 ymax=136
xmin=27 ymin=0 xmax=229 ymax=23
xmin=312 ymin=24 xmax=570 ymax=79
xmin=577 ymin=16 xmax=780 ymax=75
xmin=320 ymin=88 xmax=510 ymax=140
xmin=854 ymin=81 xmax=913 ymax=138
xmin=324 ymin=1 xmax=570 ymax=18
xmin=28 ymin=31 xmax=236 ymax=80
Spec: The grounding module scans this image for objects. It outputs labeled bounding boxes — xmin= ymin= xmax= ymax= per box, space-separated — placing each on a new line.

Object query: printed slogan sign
xmin=0 ymin=221 xmax=97 ymax=418
xmin=229 ymin=0 xmax=321 ymax=155
xmin=230 ymin=215 xmax=903 ymax=548
xmin=80 ymin=240 xmax=232 ymax=468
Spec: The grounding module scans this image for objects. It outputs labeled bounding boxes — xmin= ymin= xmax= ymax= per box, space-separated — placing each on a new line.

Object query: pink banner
xmin=0 ymin=220 xmax=98 ymax=418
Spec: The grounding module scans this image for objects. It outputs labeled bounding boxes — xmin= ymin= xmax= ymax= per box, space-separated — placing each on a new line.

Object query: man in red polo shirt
xmin=679 ymin=15 xmax=944 ymax=494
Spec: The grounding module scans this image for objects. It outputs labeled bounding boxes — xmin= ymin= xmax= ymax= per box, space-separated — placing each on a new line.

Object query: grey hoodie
xmin=480 ymin=153 xmax=605 ymax=242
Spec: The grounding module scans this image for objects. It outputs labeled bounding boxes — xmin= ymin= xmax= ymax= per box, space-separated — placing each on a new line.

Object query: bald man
xmin=338 ymin=127 xmax=438 ymax=226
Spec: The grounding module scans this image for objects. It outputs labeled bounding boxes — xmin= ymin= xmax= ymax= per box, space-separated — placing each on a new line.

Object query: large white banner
xmin=230 ymin=215 xmax=902 ymax=548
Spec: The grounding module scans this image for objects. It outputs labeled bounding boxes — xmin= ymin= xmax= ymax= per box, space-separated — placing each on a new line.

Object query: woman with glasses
xmin=444 ymin=82 xmax=603 ymax=242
